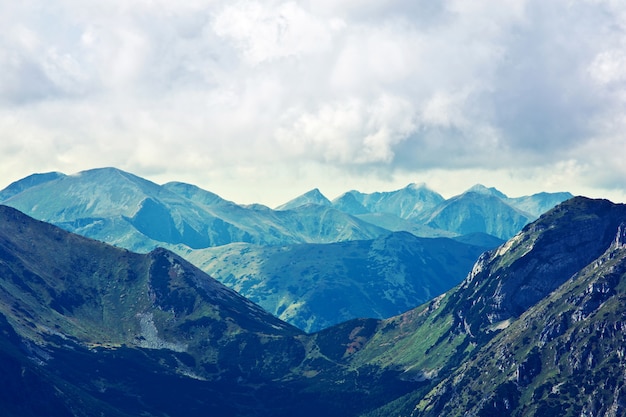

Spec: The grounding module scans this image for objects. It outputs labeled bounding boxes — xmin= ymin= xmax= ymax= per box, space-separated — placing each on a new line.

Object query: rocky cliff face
xmin=410 ymin=218 xmax=626 ymax=417
xmin=351 ymin=197 xmax=626 ymax=417
xmin=451 ymin=197 xmax=626 ymax=330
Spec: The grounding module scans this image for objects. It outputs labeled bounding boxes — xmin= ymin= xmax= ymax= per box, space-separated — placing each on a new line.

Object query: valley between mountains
xmin=2 ymin=168 xmax=625 ymax=416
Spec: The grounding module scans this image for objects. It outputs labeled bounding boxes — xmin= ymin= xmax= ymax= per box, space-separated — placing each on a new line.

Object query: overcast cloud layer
xmin=1 ymin=0 xmax=625 ymax=206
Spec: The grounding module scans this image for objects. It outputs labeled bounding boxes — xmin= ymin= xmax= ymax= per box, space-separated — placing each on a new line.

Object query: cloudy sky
xmin=1 ymin=0 xmax=625 ymax=207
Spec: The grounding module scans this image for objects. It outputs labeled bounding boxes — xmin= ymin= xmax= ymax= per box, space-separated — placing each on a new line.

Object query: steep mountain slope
xmin=0 ymin=203 xmax=296 ymax=352
xmin=0 ymin=205 xmax=418 ymax=416
xmin=341 ymin=197 xmax=626 ymax=416
xmin=412 ymin=223 xmax=626 ymax=416
xmin=184 ymin=232 xmax=498 ymax=332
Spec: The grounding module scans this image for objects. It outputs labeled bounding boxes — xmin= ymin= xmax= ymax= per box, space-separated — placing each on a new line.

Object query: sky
xmin=1 ymin=0 xmax=625 ymax=207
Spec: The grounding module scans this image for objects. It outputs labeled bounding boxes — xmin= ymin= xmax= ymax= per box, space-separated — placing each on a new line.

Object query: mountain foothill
xmin=2 ymin=168 xmax=624 ymax=416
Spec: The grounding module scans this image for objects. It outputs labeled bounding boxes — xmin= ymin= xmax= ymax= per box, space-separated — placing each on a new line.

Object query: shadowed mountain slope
xmin=0 ymin=205 xmax=420 ymax=416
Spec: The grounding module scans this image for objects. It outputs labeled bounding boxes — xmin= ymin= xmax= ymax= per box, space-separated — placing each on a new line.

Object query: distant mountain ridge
xmin=281 ymin=181 xmax=572 ymax=240
xmin=0 ymin=167 xmax=571 ymax=331
xmin=1 ymin=168 xmax=572 ymax=246
xmin=331 ymin=183 xmax=445 ymax=220
xmin=0 ymin=167 xmax=387 ymax=252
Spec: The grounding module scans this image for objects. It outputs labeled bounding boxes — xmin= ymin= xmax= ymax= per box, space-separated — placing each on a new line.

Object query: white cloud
xmin=0 ymin=0 xmax=625 ymax=206
xmin=276 ymin=94 xmax=416 ymax=165
xmin=589 ymin=50 xmax=626 ymax=85
xmin=212 ymin=1 xmax=337 ymax=65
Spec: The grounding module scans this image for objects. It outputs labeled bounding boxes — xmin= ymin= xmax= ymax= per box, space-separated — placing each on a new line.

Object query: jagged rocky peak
xmin=407 ymin=200 xmax=626 ymax=417
xmin=452 ymin=197 xmax=626 ymax=331
xmin=613 ymin=221 xmax=626 ymax=249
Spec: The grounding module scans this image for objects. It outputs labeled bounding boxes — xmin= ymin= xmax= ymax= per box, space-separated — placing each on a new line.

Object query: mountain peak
xmin=0 ymin=171 xmax=65 ymax=201
xmin=331 ymin=191 xmax=370 ymax=215
xmin=276 ymin=188 xmax=331 ymax=210
xmin=405 ymin=182 xmax=428 ymax=190
xmin=465 ymin=184 xmax=508 ymax=199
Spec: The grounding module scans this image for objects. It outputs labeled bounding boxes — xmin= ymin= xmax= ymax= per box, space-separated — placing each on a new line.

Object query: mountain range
xmin=1 ymin=194 xmax=626 ymax=415
xmin=0 ymin=167 xmax=570 ymax=331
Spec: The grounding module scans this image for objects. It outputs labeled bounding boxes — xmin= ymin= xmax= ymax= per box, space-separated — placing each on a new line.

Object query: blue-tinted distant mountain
xmin=0 ymin=171 xmax=65 ymax=200
xmin=417 ymin=189 xmax=534 ymax=240
xmin=0 ymin=168 xmax=387 ymax=252
xmin=162 ymin=181 xmax=231 ymax=206
xmin=464 ymin=183 xmax=508 ymax=199
xmin=186 ymin=232 xmax=498 ymax=332
xmin=331 ymin=191 xmax=370 ymax=215
xmin=275 ymin=188 xmax=332 ymax=210
xmin=352 ymin=212 xmax=454 ymax=237
xmin=412 ymin=185 xmax=573 ymax=239
xmin=333 ymin=183 xmax=445 ymax=219
xmin=326 ymin=183 xmax=570 ymax=240
xmin=461 ymin=184 xmax=574 ymax=218
xmin=507 ymin=191 xmax=574 ymax=217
